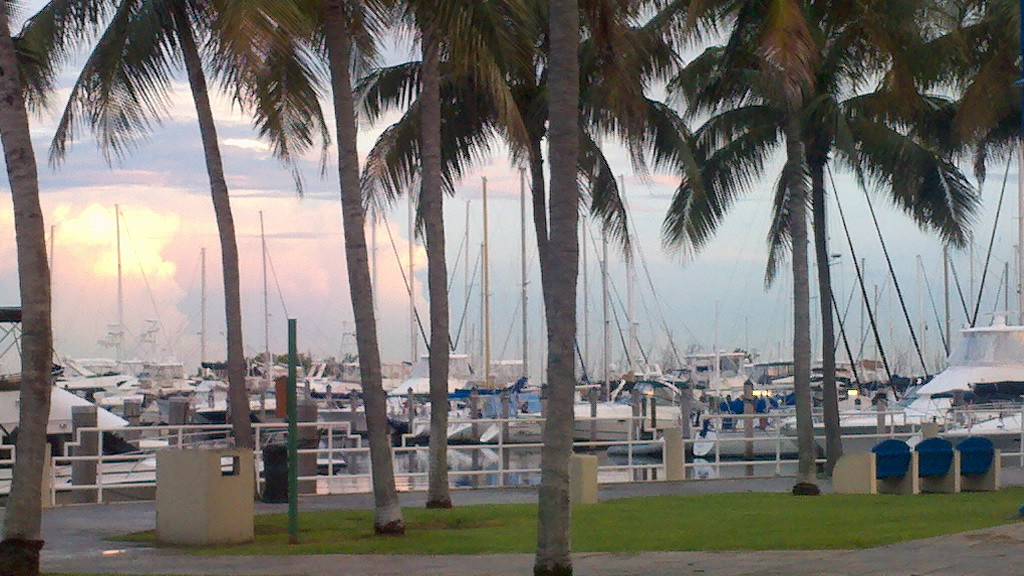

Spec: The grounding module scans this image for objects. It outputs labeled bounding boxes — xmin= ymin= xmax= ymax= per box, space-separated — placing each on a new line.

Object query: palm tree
xmin=937 ymin=0 xmax=1020 ymax=173
xmin=666 ymin=0 xmax=976 ymax=478
xmin=38 ymin=0 xmax=326 ymax=452
xmin=0 ymin=6 xmax=53 ymax=575
xmin=362 ymin=0 xmax=531 ymax=510
xmin=665 ymin=0 xmax=821 ymax=492
xmin=419 ymin=18 xmax=451 ymax=511
xmin=319 ymin=0 xmax=405 ymax=535
xmin=534 ymin=0 xmax=579 ymax=572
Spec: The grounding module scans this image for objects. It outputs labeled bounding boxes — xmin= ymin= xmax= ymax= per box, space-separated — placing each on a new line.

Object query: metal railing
xmin=3 ymin=409 xmax=1022 ymax=506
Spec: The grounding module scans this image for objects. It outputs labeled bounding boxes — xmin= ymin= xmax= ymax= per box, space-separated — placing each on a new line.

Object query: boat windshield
xmin=893 ymin=386 xmax=921 ymax=409
xmin=617 ymin=382 xmax=678 ymax=406
xmin=948 ymin=331 xmax=1024 ymax=367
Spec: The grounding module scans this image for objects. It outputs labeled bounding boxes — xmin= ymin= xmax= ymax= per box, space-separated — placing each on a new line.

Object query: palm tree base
xmin=425 ymin=498 xmax=453 ymax=509
xmin=0 ymin=537 xmax=44 ymax=576
xmin=534 ymin=562 xmax=573 ymax=576
xmin=791 ymin=482 xmax=821 ymax=496
xmin=374 ymin=520 xmax=406 ymax=536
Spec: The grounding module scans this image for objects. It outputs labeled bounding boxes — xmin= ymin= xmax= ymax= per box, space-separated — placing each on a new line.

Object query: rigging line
xmin=574 ymin=338 xmax=591 ymax=385
xmin=633 ymin=279 xmax=659 ymax=365
xmin=828 ymin=165 xmax=892 ymax=381
xmin=264 ymin=246 xmax=289 ymax=319
xmin=606 ymin=267 xmax=650 ymax=368
xmin=630 ymin=215 xmax=687 ymax=365
xmin=451 ymin=249 xmax=481 ymax=352
xmin=164 ymin=249 xmax=203 ymax=353
xmin=119 ymin=210 xmax=167 ymax=349
xmin=583 ymin=220 xmax=643 ymax=369
xmin=829 ymin=284 xmax=861 ymax=386
xmin=856 ymin=284 xmax=887 ymax=359
xmin=948 ymin=258 xmax=972 ymax=324
xmin=857 ymin=168 xmax=929 ymax=376
xmin=971 ymin=159 xmax=1011 ymax=327
xmin=497 ymin=282 xmax=521 ymax=361
xmin=834 ymin=281 xmax=860 ymax=355
xmin=918 ymin=259 xmax=949 ymax=353
xmin=382 ymin=217 xmax=430 ymax=352
xmin=989 ymin=269 xmax=1007 ymax=318
xmin=620 ymin=187 xmax=685 ymax=365
xmin=607 ymin=278 xmax=633 ymax=370
xmin=447 ymin=221 xmax=468 ymax=295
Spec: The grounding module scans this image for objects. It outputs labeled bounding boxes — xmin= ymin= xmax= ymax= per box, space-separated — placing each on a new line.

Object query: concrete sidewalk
xmin=19 ymin=472 xmax=1024 ymax=575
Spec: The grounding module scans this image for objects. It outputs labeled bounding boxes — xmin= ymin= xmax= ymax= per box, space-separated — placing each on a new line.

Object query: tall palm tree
xmin=667 ymin=0 xmax=976 ymax=478
xmin=319 ymin=0 xmax=405 ymax=535
xmin=667 ymin=0 xmax=821 ymax=492
xmin=534 ymin=0 xmax=578 ymax=572
xmin=358 ymin=0 xmax=684 ymax=328
xmin=39 ymin=0 xmax=326 ymax=451
xmin=362 ymin=0 xmax=531 ymax=510
xmin=0 ymin=5 xmax=53 ymax=573
xmin=419 ymin=18 xmax=450 ymax=511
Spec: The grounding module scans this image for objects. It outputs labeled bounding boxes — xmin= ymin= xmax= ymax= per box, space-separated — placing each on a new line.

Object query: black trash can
xmin=262 ymin=444 xmax=289 ymax=503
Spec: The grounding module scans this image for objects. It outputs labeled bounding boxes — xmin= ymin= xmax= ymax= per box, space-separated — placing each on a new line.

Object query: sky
xmin=0 ymin=4 xmax=1020 ymax=380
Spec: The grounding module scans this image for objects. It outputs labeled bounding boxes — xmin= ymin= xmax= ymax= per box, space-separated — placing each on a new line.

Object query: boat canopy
xmin=916 ymin=320 xmax=1024 ymax=396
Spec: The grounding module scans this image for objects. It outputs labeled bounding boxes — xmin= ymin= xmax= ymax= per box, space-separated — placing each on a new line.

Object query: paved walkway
xmin=14 ymin=471 xmax=1024 ymax=575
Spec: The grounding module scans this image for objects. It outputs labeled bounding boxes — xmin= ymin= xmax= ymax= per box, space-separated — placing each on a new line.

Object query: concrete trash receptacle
xmin=570 ymin=454 xmax=599 ymax=505
xmin=156 ymin=448 xmax=254 ymax=545
xmin=262 ymin=444 xmax=288 ymax=503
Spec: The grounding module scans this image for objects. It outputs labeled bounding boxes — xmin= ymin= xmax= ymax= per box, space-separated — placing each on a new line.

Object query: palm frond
xmin=840 ymin=112 xmax=977 ymax=247
xmin=15 ymin=0 xmax=115 ymax=110
xmin=50 ymin=0 xmax=180 ymax=165
xmin=580 ymin=130 xmax=629 ymax=255
xmin=355 ymin=61 xmax=420 ymax=121
xmin=208 ymin=0 xmax=330 ymax=192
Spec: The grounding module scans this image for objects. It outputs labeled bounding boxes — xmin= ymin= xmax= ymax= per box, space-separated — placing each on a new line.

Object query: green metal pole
xmin=287 ymin=318 xmax=299 ymax=544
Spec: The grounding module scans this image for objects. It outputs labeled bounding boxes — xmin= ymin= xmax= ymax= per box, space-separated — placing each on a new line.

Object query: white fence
xmin=1 ymin=408 xmax=1022 ymax=506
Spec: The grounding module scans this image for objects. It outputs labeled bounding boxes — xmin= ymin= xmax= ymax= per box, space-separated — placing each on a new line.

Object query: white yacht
xmin=791 ymin=315 xmax=1024 ymax=453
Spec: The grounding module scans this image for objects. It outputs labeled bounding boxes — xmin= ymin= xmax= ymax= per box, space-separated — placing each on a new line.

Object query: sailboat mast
xmin=943 ymin=244 xmax=951 ymax=356
xmin=921 ymin=253 xmax=929 ymax=368
xmin=582 ymin=218 xmax=589 ymax=376
xmin=464 ymin=200 xmax=470 ymax=356
xmin=482 ymin=177 xmax=491 ymax=388
xmin=409 ymin=194 xmax=417 ymax=361
xmin=116 ymin=204 xmax=123 ymax=362
xmin=1018 ymin=147 xmax=1024 ymax=324
xmin=713 ymin=300 xmax=720 ymax=401
xmin=520 ymin=168 xmax=528 ymax=379
xmin=371 ymin=206 xmax=377 ymax=315
xmin=622 ymin=175 xmax=636 ymax=373
xmin=601 ymin=225 xmax=610 ymax=392
xmin=261 ymin=211 xmax=270 ymax=373
xmin=201 ymin=247 xmax=207 ymax=366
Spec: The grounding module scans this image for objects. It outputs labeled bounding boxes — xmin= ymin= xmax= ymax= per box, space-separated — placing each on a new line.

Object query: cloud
xmin=53 ymin=202 xmax=179 ymax=280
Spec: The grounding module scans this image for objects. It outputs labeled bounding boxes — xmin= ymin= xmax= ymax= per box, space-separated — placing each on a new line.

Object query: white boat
xmin=388 ymin=354 xmax=474 ymax=396
xmin=573 ymin=380 xmax=685 ymax=442
xmin=0 ymin=384 xmax=128 ymax=439
xmin=780 ymin=315 xmax=1024 ymax=453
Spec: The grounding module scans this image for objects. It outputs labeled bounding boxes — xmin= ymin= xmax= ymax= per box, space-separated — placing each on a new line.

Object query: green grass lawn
xmin=120 ymin=488 xmax=1024 ymax=556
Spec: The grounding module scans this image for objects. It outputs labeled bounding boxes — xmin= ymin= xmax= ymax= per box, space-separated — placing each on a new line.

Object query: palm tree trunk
xmin=785 ymin=118 xmax=818 ymax=494
xmin=535 ymin=0 xmax=579 ymax=573
xmin=528 ymin=137 xmax=553 ymax=314
xmin=421 ymin=29 xmax=452 ymax=509
xmin=176 ymin=10 xmax=253 ymax=450
xmin=321 ymin=0 xmax=404 ymax=535
xmin=0 ymin=11 xmax=54 ymax=576
xmin=808 ymin=152 xmax=842 ymax=475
